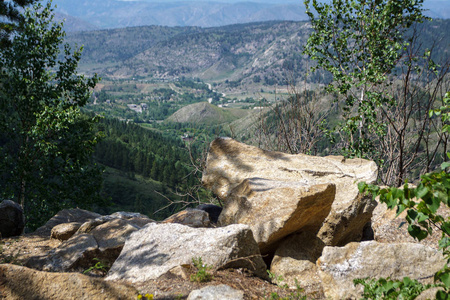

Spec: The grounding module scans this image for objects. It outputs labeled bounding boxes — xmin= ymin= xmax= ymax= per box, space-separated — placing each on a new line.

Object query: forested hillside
xmin=93 ymin=117 xmax=205 ymax=219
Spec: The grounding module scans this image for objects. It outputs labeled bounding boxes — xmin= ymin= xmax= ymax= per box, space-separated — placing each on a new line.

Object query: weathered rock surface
xmin=162 ymin=208 xmax=211 ymax=228
xmin=0 ymin=264 xmax=138 ymax=300
xmin=372 ymin=200 xmax=450 ymax=250
xmin=202 ymin=138 xmax=378 ymax=247
xmin=317 ymin=241 xmax=445 ymax=299
xmin=0 ymin=200 xmax=25 ymax=238
xmin=27 ymin=217 xmax=144 ymax=272
xmin=34 ymin=208 xmax=101 ymax=236
xmin=202 ymin=138 xmax=377 ymax=200
xmin=187 ymin=284 xmax=244 ymax=300
xmin=317 ymin=192 xmax=377 ymax=246
xmin=50 ymin=222 xmax=82 ymax=241
xmin=218 ymin=178 xmax=335 ymax=253
xmin=106 ymin=223 xmax=268 ymax=283
xmin=270 ymin=231 xmax=325 ymax=296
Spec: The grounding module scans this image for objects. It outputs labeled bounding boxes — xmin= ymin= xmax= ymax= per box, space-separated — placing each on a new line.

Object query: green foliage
xmin=83 ymin=258 xmax=110 ymax=276
xmin=265 ymin=279 xmax=307 ymax=300
xmin=354 ymin=277 xmax=431 ymax=300
xmin=0 ymin=0 xmax=38 ymax=46
xmin=357 ymin=92 xmax=450 ymax=299
xmin=190 ymin=257 xmax=213 ymax=283
xmin=0 ymin=2 xmax=104 ymax=230
xmin=303 ymin=0 xmax=427 ymax=158
xmin=267 ymin=270 xmax=289 ymax=289
xmin=358 ymin=92 xmax=450 ymax=298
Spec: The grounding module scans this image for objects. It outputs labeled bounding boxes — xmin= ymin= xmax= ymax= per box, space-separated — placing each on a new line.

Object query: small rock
xmin=162 ymin=208 xmax=211 ymax=228
xmin=50 ymin=222 xmax=82 ymax=241
xmin=187 ymin=284 xmax=244 ymax=300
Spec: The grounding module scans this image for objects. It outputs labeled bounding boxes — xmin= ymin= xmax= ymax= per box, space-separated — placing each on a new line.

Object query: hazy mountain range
xmin=51 ymin=0 xmax=450 ymax=32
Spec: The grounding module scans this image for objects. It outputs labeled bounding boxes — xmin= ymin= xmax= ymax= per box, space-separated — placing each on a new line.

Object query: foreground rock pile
xmin=0 ymin=138 xmax=447 ymax=299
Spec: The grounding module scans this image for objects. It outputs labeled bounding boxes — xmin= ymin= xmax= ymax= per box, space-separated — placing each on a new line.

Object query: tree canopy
xmin=0 ymin=0 xmax=38 ymax=46
xmin=0 ymin=2 xmax=104 ymax=229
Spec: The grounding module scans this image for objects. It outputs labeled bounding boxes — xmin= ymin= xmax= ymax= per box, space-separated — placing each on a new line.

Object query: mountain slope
xmin=66 ymin=19 xmax=450 ymax=86
xmin=167 ymin=102 xmax=248 ymax=125
xmin=68 ymin=21 xmax=312 ymax=85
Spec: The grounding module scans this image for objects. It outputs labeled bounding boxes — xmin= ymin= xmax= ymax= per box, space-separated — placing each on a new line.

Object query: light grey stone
xmin=187 ymin=284 xmax=244 ymax=300
xmin=317 ymin=241 xmax=446 ymax=300
xmin=106 ymin=223 xmax=268 ymax=283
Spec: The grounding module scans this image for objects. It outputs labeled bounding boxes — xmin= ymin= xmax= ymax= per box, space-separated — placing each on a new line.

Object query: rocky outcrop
xmin=162 ymin=208 xmax=211 ymax=228
xmin=0 ymin=264 xmax=138 ymax=300
xmin=317 ymin=241 xmax=445 ymax=299
xmin=187 ymin=284 xmax=244 ymax=300
xmin=0 ymin=200 xmax=25 ymax=238
xmin=202 ymin=138 xmax=377 ymax=200
xmin=27 ymin=214 xmax=153 ymax=272
xmin=218 ymin=178 xmax=335 ymax=253
xmin=202 ymin=138 xmax=378 ymax=248
xmin=34 ymin=208 xmax=101 ymax=236
xmin=106 ymin=223 xmax=268 ymax=283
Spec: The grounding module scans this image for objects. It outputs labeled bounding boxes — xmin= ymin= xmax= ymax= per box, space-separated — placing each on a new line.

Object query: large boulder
xmin=270 ymin=231 xmax=325 ymax=296
xmin=218 ymin=178 xmax=335 ymax=253
xmin=0 ymin=200 xmax=25 ymax=238
xmin=202 ymin=138 xmax=378 ymax=247
xmin=106 ymin=223 xmax=268 ymax=283
xmin=0 ymin=264 xmax=138 ymax=300
xmin=317 ymin=241 xmax=445 ymax=299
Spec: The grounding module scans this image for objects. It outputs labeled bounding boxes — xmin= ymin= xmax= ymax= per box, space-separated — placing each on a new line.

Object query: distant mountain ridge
xmin=52 ymin=0 xmax=450 ymax=32
xmin=52 ymin=0 xmax=306 ymax=30
xmin=66 ymin=19 xmax=450 ymax=85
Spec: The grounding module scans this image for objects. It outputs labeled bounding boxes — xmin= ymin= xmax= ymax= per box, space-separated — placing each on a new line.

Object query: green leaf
xmin=442 ymin=222 xmax=450 ymax=236
xmin=408 ymin=224 xmax=428 ymax=241
xmin=438 ymin=271 xmax=450 ymax=288
xmin=436 ymin=290 xmax=450 ymax=300
xmin=415 ymin=186 xmax=429 ymax=199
